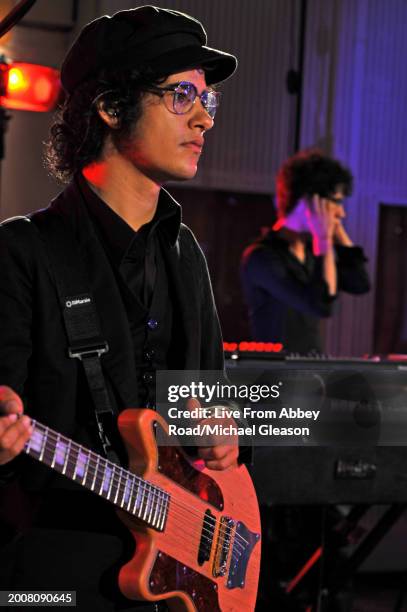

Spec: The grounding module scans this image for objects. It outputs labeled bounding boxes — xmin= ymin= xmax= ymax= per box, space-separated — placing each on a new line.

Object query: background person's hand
xmin=306 ymin=194 xmax=337 ymax=255
xmin=333 ymin=219 xmax=353 ymax=246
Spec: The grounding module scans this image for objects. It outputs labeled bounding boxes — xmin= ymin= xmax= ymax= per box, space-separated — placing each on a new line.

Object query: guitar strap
xmin=29 ymin=209 xmax=121 ymax=466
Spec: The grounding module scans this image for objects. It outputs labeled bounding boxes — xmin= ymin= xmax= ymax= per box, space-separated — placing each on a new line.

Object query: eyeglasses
xmin=327 ymin=195 xmax=345 ymax=206
xmin=146 ymin=81 xmax=221 ymax=119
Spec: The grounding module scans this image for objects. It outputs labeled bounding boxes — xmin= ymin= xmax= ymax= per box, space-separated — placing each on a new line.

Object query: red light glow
xmin=223 ymin=341 xmax=284 ymax=353
xmin=0 ymin=63 xmax=61 ymax=112
xmin=8 ymin=68 xmax=29 ymax=92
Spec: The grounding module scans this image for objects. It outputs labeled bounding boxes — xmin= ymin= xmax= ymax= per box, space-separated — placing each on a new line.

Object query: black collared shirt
xmin=76 ymin=173 xmax=180 ymax=310
xmin=76 ymin=173 xmax=181 ymax=407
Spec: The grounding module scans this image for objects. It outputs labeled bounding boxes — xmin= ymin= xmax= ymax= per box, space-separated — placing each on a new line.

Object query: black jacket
xmin=0 ymin=179 xmax=224 ymax=491
xmin=241 ymin=229 xmax=370 ymax=353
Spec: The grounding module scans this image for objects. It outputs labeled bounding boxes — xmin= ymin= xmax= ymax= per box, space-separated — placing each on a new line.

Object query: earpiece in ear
xmin=93 ymin=92 xmax=121 ymax=127
xmin=96 ymin=98 xmax=120 ymax=119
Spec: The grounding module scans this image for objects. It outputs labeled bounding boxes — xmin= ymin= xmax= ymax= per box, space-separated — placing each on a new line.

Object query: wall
xmin=301 ymin=0 xmax=407 ymax=355
xmin=0 ymin=1 xmax=75 ymax=220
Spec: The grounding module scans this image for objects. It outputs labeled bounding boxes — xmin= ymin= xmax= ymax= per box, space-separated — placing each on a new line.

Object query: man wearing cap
xmin=0 ymin=6 xmax=238 ymax=610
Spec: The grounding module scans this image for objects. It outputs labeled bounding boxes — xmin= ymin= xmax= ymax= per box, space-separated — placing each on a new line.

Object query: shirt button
xmin=142 ymin=372 xmax=154 ymax=384
xmin=147 ymin=318 xmax=158 ymax=330
xmin=143 ymin=348 xmax=155 ymax=362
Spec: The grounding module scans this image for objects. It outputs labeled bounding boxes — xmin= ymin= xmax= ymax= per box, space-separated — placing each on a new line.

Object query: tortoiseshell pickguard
xmin=156 ymin=426 xmax=224 ymax=510
xmin=150 ymin=550 xmax=221 ymax=612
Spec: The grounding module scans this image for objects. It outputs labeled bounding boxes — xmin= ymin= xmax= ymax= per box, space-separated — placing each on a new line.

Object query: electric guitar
xmin=23 ymin=408 xmax=261 ymax=611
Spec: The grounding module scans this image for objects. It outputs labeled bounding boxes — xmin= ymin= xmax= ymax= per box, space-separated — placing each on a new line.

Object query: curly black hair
xmin=44 ymin=66 xmax=167 ymax=183
xmin=276 ymin=149 xmax=353 ymax=217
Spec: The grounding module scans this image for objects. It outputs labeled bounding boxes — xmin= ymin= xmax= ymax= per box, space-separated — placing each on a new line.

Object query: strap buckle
xmin=68 ymin=341 xmax=109 ymax=360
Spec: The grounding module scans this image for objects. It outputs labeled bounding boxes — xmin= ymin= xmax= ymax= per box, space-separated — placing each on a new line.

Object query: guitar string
xmin=26 ymin=421 xmax=251 ymax=553
xmin=25 ymin=419 xmax=250 ymax=552
xmin=24 ymin=437 xmax=247 ymax=566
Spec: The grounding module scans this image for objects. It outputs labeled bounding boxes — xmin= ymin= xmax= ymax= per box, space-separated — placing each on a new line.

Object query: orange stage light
xmin=0 ymin=62 xmax=61 ymax=112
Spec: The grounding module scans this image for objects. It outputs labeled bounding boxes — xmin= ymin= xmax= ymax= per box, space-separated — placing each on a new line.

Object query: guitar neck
xmin=24 ymin=418 xmax=169 ymax=531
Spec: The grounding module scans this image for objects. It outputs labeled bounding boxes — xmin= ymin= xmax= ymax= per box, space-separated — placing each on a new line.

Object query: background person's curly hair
xmin=276 ymin=149 xmax=353 ymax=218
xmin=44 ymin=67 xmax=166 ymax=184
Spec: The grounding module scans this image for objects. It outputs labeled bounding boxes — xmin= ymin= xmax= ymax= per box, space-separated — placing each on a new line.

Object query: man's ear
xmin=96 ymin=100 xmax=121 ymax=129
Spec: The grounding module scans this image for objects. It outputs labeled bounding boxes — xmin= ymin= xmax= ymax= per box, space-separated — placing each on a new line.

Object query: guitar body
xmin=117 ymin=409 xmax=261 ymax=612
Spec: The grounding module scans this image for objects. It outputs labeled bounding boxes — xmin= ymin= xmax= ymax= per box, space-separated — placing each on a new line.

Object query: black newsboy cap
xmin=61 ymin=5 xmax=237 ymax=94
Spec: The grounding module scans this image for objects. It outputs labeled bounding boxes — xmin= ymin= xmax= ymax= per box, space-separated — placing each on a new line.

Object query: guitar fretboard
xmin=24 ymin=419 xmax=169 ymax=531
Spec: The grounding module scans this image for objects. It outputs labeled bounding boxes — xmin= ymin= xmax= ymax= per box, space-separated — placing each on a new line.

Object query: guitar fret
xmin=91 ymin=456 xmax=100 ymax=491
xmin=148 ymin=490 xmax=158 ymax=525
xmin=156 ymin=491 xmax=166 ymax=527
xmin=72 ymin=445 xmax=87 ymax=481
xmin=103 ymin=463 xmax=113 ymax=497
xmin=82 ymin=449 xmax=91 ymax=486
xmin=159 ymin=497 xmax=167 ymax=531
xmin=151 ymin=492 xmax=159 ymax=527
xmin=62 ymin=439 xmax=72 ymax=475
xmin=112 ymin=467 xmax=121 ymax=502
xmin=137 ymin=481 xmax=145 ymax=517
xmin=127 ymin=476 xmax=136 ymax=512
xmin=27 ymin=427 xmax=43 ymax=456
xmin=99 ymin=460 xmax=107 ymax=495
xmin=54 ymin=437 xmax=68 ymax=470
xmin=51 ymin=433 xmax=60 ymax=469
xmin=107 ymin=464 xmax=115 ymax=500
xmin=144 ymin=485 xmax=153 ymax=522
xmin=72 ymin=445 xmax=81 ymax=480
xmin=146 ymin=485 xmax=154 ymax=524
xmin=119 ymin=470 xmax=127 ymax=508
xmin=121 ymin=476 xmax=131 ymax=508
xmin=133 ymin=480 xmax=143 ymax=516
xmin=142 ymin=484 xmax=151 ymax=522
xmin=131 ymin=482 xmax=140 ymax=516
xmin=46 ymin=431 xmax=57 ymax=469
xmin=155 ymin=494 xmax=162 ymax=529
xmin=144 ymin=484 xmax=151 ymax=519
xmin=114 ymin=469 xmax=122 ymax=505
xmin=38 ymin=426 xmax=47 ymax=462
xmin=25 ymin=427 xmax=33 ymax=453
xmin=157 ymin=498 xmax=165 ymax=528
xmin=71 ymin=444 xmax=80 ymax=480
xmin=161 ymin=494 xmax=168 ymax=529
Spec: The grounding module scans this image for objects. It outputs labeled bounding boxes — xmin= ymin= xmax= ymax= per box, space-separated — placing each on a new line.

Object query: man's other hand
xmin=187 ymin=398 xmax=239 ymax=471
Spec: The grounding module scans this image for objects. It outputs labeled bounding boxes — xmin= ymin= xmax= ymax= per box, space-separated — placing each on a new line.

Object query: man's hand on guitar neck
xmin=0 ymin=386 xmax=32 ymax=465
xmin=187 ymin=398 xmax=239 ymax=471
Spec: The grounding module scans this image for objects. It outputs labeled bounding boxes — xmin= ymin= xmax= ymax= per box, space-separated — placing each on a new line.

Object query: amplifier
xmin=224 ymin=353 xmax=407 ymax=504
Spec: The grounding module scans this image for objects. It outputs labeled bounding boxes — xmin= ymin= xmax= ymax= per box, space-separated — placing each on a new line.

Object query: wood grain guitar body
xmin=118 ymin=409 xmax=261 ymax=612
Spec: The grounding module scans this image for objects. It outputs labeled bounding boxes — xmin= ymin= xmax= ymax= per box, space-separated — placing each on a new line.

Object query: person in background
xmin=241 ymin=149 xmax=371 ymax=611
xmin=241 ymin=149 xmax=370 ymax=354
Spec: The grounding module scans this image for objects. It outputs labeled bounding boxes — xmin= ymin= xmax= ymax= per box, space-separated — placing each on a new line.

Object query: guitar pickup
xmin=198 ymin=509 xmax=216 ymax=566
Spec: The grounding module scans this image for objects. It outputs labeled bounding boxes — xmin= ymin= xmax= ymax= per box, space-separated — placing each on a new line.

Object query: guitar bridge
xmin=213 ymin=516 xmax=235 ymax=577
